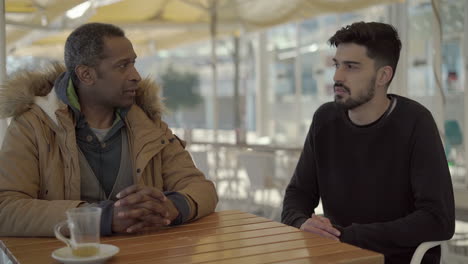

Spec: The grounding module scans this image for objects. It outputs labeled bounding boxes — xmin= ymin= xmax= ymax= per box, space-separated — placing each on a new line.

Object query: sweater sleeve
xmin=281 ymin=119 xmax=320 ymax=228
xmin=340 ymin=111 xmax=455 ymax=255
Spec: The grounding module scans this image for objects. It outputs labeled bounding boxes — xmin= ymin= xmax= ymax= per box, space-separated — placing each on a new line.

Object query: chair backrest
xmin=445 ymin=120 xmax=463 ymax=146
xmin=410 ymin=240 xmax=448 ymax=264
xmin=237 ymin=151 xmax=275 ymax=189
xmin=190 ymin=151 xmax=210 ymax=178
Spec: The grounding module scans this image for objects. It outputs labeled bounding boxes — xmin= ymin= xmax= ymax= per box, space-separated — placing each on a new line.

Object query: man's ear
xmin=75 ymin=65 xmax=96 ymax=85
xmin=376 ymin=65 xmax=393 ymax=87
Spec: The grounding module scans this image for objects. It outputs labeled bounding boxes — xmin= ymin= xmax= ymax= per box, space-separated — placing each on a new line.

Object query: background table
xmin=0 ymin=210 xmax=383 ymax=263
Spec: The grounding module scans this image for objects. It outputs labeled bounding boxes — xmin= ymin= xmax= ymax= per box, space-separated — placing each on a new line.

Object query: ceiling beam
xmin=6 ymin=19 xmax=242 ymax=31
xmin=5 ymin=2 xmax=36 ymax=13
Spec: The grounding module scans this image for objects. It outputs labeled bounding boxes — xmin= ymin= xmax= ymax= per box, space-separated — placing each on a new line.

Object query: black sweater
xmin=281 ymin=95 xmax=455 ymax=264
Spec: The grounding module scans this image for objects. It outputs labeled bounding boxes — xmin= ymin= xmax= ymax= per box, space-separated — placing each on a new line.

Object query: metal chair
xmin=237 ymin=151 xmax=285 ymax=219
xmin=190 ymin=151 xmax=210 ymax=179
xmin=444 ymin=120 xmax=463 ymax=161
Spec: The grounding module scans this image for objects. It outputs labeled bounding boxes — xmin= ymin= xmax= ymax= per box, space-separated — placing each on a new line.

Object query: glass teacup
xmin=54 ymin=207 xmax=102 ymax=258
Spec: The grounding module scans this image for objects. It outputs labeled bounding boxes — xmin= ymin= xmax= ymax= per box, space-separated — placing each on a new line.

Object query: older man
xmin=0 ymin=23 xmax=218 ymax=236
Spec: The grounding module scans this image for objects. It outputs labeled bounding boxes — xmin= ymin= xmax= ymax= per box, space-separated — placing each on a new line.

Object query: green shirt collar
xmin=67 ymin=79 xmax=81 ymax=111
xmin=66 ymin=79 xmax=122 ymax=125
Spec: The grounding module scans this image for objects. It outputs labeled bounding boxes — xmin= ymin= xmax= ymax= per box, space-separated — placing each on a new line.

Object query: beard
xmin=334 ymin=76 xmax=376 ymax=110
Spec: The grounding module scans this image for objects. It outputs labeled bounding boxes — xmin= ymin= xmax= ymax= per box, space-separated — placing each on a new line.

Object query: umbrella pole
xmin=464 ymin=2 xmax=468 ymax=186
xmin=0 ymin=0 xmax=5 ymax=82
xmin=431 ymin=0 xmax=445 ymax=131
xmin=0 ymin=0 xmax=8 ymax=147
xmin=210 ymin=0 xmax=218 ymax=143
xmin=233 ymin=35 xmax=242 ymax=144
xmin=210 ymin=0 xmax=220 ymax=183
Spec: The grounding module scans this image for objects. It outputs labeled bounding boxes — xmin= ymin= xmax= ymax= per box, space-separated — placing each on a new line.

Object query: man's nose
xmin=130 ymin=66 xmax=141 ymax=83
xmin=333 ymin=67 xmax=345 ymax=83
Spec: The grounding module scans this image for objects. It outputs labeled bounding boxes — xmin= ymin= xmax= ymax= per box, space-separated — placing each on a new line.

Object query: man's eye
xmin=119 ymin=61 xmax=135 ymax=69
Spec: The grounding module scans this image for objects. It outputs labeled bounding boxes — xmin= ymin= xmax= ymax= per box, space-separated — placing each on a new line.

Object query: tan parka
xmin=0 ymin=65 xmax=218 ymax=236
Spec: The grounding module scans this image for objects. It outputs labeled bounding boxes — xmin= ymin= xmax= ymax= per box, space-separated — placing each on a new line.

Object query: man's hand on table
xmin=300 ymin=214 xmax=341 ymax=241
xmin=112 ymin=185 xmax=180 ymax=233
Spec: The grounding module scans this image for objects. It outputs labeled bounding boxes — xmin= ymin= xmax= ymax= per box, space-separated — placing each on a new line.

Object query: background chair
xmin=237 ymin=151 xmax=286 ymax=220
xmin=444 ymin=120 xmax=463 ymax=161
xmin=190 ymin=151 xmax=210 ymax=179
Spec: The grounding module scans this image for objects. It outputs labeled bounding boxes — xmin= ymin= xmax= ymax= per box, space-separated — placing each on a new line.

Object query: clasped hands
xmin=112 ymin=185 xmax=180 ymax=234
xmin=300 ymin=214 xmax=341 ymax=241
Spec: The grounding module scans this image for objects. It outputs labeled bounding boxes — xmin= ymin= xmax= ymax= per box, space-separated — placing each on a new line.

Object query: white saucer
xmin=52 ymin=244 xmax=119 ymax=264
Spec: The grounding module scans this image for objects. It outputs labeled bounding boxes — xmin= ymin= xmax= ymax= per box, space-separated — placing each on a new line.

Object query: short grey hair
xmin=64 ymin=22 xmax=125 ymax=85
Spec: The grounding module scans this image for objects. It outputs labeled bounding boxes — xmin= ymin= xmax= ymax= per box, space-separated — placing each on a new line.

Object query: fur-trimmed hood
xmin=0 ymin=64 xmax=165 ymax=121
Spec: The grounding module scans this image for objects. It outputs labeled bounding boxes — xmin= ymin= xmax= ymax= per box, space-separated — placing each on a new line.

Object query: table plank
xmin=0 ymin=237 xmax=56 ymax=247
xmin=202 ymin=244 xmax=374 ymax=264
xmin=138 ymin=215 xmax=272 ymax=234
xmin=102 ymin=221 xmax=283 ymax=244
xmin=112 ymin=226 xmax=301 ymax=251
xmin=272 ymin=249 xmax=384 ymax=264
xmin=7 ymin=221 xmax=286 ymax=263
xmin=109 ymin=230 xmax=337 ymax=263
xmin=186 ymin=211 xmax=257 ymax=224
xmin=129 ymin=238 xmax=357 ymax=264
xmin=209 ymin=210 xmax=246 ymax=216
xmin=10 ymin=224 xmax=291 ymax=254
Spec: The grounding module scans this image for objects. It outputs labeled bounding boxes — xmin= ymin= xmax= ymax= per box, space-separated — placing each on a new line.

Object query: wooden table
xmin=0 ymin=210 xmax=383 ymax=263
